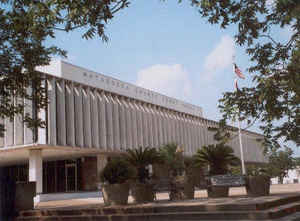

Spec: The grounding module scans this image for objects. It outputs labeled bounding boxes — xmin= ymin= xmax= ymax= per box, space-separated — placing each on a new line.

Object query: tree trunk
xmin=279 ymin=176 xmax=284 ymax=184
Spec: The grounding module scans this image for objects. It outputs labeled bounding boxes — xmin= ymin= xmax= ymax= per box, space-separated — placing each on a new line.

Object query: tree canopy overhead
xmin=0 ymin=0 xmax=129 ymax=138
xmin=0 ymin=0 xmax=299 ymax=148
xmin=189 ymin=0 xmax=299 ymax=149
xmin=267 ymin=146 xmax=296 ymax=184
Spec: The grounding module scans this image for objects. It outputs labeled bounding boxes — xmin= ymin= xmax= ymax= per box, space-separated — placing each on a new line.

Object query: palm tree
xmin=194 ymin=143 xmax=240 ymax=176
xmin=124 ymin=147 xmax=161 ymax=183
xmin=159 ymin=143 xmax=184 ymax=176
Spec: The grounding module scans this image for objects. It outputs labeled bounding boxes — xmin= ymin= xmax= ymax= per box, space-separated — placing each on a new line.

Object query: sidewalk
xmin=35 ymin=184 xmax=300 ymax=210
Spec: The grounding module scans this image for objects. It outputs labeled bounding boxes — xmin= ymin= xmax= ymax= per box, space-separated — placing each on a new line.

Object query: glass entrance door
xmin=65 ymin=163 xmax=77 ymax=192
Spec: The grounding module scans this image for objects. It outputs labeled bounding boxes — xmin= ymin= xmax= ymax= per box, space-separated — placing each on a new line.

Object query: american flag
xmin=234 ymin=63 xmax=245 ymax=79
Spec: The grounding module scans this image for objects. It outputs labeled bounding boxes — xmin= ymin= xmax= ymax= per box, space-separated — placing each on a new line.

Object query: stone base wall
xmin=81 ymin=157 xmax=98 ymax=191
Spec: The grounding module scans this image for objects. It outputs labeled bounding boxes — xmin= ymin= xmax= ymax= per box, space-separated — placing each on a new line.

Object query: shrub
xmin=194 ymin=144 xmax=240 ymax=176
xmin=124 ymin=147 xmax=162 ymax=183
xmin=100 ymin=157 xmax=134 ymax=184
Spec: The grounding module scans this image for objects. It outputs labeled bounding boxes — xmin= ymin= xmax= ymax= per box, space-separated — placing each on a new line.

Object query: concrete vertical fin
xmin=5 ymin=97 xmax=14 ymax=146
xmin=97 ymin=92 xmax=107 ymax=150
xmin=129 ymin=99 xmax=138 ymax=149
xmin=118 ymin=97 xmax=126 ymax=150
xmin=74 ymin=85 xmax=84 ymax=147
xmin=150 ymin=105 xmax=158 ymax=148
xmin=90 ymin=89 xmax=100 ymax=149
xmin=135 ymin=101 xmax=143 ymax=148
xmin=24 ymin=87 xmax=34 ymax=144
xmin=82 ymin=87 xmax=92 ymax=148
xmin=104 ymin=92 xmax=114 ymax=150
xmin=14 ymin=96 xmax=24 ymax=145
xmin=123 ymin=98 xmax=133 ymax=149
xmin=56 ymin=80 xmax=66 ymax=146
xmin=140 ymin=103 xmax=149 ymax=148
xmin=65 ymin=82 xmax=75 ymax=147
xmin=110 ymin=95 xmax=121 ymax=151
xmin=47 ymin=78 xmax=57 ymax=146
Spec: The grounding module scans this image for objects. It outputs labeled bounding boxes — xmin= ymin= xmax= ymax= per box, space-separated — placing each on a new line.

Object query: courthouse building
xmin=0 ymin=60 xmax=266 ymax=202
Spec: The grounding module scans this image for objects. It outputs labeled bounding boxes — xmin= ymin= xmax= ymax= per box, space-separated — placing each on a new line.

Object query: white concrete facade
xmin=0 ymin=60 xmax=267 ymax=164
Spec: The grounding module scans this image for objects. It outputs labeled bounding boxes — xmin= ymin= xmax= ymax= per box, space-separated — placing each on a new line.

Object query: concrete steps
xmin=16 ymin=195 xmax=300 ymax=221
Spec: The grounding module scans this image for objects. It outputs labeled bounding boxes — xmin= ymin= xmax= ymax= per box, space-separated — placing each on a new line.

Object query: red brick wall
xmin=81 ymin=157 xmax=98 ymax=191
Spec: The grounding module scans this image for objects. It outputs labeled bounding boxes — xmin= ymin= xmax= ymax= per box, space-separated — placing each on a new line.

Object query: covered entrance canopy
xmin=0 ymin=144 xmax=114 ymax=199
xmin=0 ymin=144 xmax=112 ymax=167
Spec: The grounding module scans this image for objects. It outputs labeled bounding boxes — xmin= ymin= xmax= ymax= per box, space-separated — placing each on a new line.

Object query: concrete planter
xmin=102 ymin=183 xmax=129 ymax=206
xmin=183 ymin=180 xmax=195 ymax=200
xmin=246 ymin=175 xmax=270 ymax=197
xmin=169 ymin=176 xmax=195 ymax=201
xmin=16 ymin=182 xmax=36 ymax=211
xmin=131 ymin=182 xmax=155 ymax=203
xmin=207 ymin=186 xmax=229 ymax=198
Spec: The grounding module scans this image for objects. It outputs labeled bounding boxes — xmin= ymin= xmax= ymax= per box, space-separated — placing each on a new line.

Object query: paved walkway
xmin=36 ymin=184 xmax=300 ymax=210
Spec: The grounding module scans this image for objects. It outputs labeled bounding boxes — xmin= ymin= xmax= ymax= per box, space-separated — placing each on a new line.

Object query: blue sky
xmin=48 ymin=0 xmax=298 ymax=154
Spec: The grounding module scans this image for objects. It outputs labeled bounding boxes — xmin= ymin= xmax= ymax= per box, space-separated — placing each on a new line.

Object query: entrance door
xmin=65 ymin=163 xmax=77 ymax=192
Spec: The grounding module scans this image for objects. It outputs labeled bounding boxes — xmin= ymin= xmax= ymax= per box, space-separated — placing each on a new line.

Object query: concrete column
xmin=47 ymin=78 xmax=57 ymax=146
xmin=29 ymin=149 xmax=43 ymax=194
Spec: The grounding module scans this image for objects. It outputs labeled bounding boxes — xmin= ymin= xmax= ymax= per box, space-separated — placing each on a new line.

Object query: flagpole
xmin=233 ymin=57 xmax=246 ymax=175
xmin=237 ymin=109 xmax=246 ymax=175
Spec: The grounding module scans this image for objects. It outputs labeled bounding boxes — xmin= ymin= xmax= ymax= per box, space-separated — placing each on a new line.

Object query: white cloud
xmin=136 ymin=64 xmax=192 ymax=100
xmin=203 ymin=35 xmax=235 ymax=80
xmin=281 ymin=25 xmax=296 ymax=39
xmin=266 ymin=0 xmax=275 ymax=7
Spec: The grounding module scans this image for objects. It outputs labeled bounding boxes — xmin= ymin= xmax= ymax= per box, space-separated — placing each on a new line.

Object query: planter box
xmin=131 ymin=183 xmax=155 ymax=203
xmin=15 ymin=182 xmax=36 ymax=211
xmin=207 ymin=186 xmax=229 ymax=198
xmin=246 ymin=175 xmax=270 ymax=197
xmin=102 ymin=183 xmax=129 ymax=206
